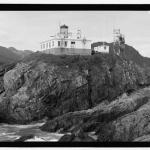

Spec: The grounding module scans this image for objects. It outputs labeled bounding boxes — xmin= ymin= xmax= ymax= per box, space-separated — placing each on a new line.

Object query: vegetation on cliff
xmin=0 ymin=43 xmax=150 ymax=141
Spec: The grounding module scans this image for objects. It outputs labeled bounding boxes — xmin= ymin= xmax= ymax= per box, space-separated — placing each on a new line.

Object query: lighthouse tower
xmin=40 ymin=24 xmax=92 ymax=55
xmin=60 ymin=24 xmax=69 ymax=38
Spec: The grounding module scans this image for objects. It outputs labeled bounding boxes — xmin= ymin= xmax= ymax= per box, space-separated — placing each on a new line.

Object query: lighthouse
xmin=60 ymin=24 xmax=68 ymax=38
xmin=40 ymin=24 xmax=92 ymax=55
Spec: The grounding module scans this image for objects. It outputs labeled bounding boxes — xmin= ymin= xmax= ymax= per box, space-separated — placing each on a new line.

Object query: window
xmin=94 ymin=47 xmax=97 ymax=51
xmin=61 ymin=40 xmax=63 ymax=47
xmin=41 ymin=44 xmax=42 ymax=49
xmin=71 ymin=41 xmax=75 ymax=44
xmin=52 ymin=41 xmax=54 ymax=46
xmin=71 ymin=41 xmax=75 ymax=48
xmin=43 ymin=44 xmax=45 ymax=49
xmin=58 ymin=41 xmax=60 ymax=47
xmin=65 ymin=41 xmax=67 ymax=47
xmin=46 ymin=43 xmax=49 ymax=49
xmin=49 ymin=42 xmax=51 ymax=48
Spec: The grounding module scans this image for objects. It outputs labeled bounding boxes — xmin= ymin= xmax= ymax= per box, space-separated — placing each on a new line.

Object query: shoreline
xmin=0 ymin=122 xmax=64 ymax=142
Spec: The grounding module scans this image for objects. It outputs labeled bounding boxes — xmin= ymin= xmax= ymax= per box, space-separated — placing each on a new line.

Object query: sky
xmin=0 ymin=11 xmax=150 ymax=57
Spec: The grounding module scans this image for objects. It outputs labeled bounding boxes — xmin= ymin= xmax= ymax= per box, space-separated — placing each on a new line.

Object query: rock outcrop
xmin=0 ymin=42 xmax=149 ymax=130
xmin=0 ymin=58 xmax=88 ymax=123
xmin=0 ymin=51 xmax=150 ymax=125
xmin=0 ymin=42 xmax=149 ymax=141
xmin=41 ymin=86 xmax=150 ymax=142
xmin=103 ymin=101 xmax=150 ymax=141
xmin=59 ymin=133 xmax=96 ymax=142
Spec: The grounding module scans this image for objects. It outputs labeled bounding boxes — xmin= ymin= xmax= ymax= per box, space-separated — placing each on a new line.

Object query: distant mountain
xmin=8 ymin=47 xmax=33 ymax=59
xmin=0 ymin=46 xmax=33 ymax=65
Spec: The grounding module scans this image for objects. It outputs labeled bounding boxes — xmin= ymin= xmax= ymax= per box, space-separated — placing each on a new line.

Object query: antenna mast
xmin=59 ymin=21 xmax=61 ymax=32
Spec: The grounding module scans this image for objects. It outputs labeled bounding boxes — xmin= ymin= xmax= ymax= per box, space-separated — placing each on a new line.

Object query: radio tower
xmin=112 ymin=15 xmax=125 ymax=56
xmin=113 ymin=29 xmax=125 ymax=56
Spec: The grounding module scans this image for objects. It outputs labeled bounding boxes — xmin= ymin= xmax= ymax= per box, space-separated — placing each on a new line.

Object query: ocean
xmin=0 ymin=122 xmax=64 ymax=142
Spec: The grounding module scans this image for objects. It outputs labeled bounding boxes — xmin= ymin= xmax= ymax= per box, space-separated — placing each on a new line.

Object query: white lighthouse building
xmin=40 ymin=24 xmax=92 ymax=55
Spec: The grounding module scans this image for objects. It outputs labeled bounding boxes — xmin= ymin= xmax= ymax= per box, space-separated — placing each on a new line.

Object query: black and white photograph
xmin=0 ymin=3 xmax=150 ymax=146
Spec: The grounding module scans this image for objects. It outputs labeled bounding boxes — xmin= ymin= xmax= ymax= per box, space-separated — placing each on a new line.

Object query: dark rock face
xmin=59 ymin=132 xmax=96 ymax=142
xmin=59 ymin=134 xmax=95 ymax=142
xmin=59 ymin=134 xmax=75 ymax=142
xmin=0 ymin=63 xmax=17 ymax=122
xmin=0 ymin=44 xmax=149 ymax=141
xmin=0 ymin=45 xmax=150 ymax=126
xmin=134 ymin=135 xmax=150 ymax=142
xmin=89 ymin=54 xmax=150 ymax=104
xmin=0 ymin=63 xmax=16 ymax=93
xmin=15 ymin=134 xmax=34 ymax=142
xmin=41 ymin=87 xmax=149 ymax=132
xmin=41 ymin=86 xmax=150 ymax=142
xmin=0 ymin=59 xmax=88 ymax=123
xmin=102 ymin=100 xmax=150 ymax=141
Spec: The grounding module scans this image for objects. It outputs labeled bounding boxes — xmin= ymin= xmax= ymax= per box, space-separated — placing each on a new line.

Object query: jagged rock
xmin=15 ymin=134 xmax=34 ymax=142
xmin=41 ymin=87 xmax=150 ymax=134
xmin=59 ymin=134 xmax=75 ymax=142
xmin=0 ymin=60 xmax=88 ymax=123
xmin=0 ymin=52 xmax=150 ymax=124
xmin=41 ymin=86 xmax=150 ymax=142
xmin=134 ymin=135 xmax=150 ymax=142
xmin=95 ymin=88 xmax=150 ymax=141
xmin=0 ymin=43 xmax=150 ymax=142
xmin=0 ymin=63 xmax=16 ymax=94
xmin=97 ymin=101 xmax=150 ymax=141
xmin=59 ymin=133 xmax=95 ymax=142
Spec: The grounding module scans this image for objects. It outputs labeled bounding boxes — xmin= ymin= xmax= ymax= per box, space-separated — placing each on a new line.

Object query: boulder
xmin=59 ymin=134 xmax=75 ymax=142
xmin=15 ymin=134 xmax=34 ymax=142
xmin=59 ymin=133 xmax=95 ymax=142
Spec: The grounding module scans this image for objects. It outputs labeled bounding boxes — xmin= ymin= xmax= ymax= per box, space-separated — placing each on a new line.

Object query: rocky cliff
xmin=0 ymin=44 xmax=150 ymax=141
xmin=41 ymin=86 xmax=150 ymax=142
xmin=0 ymin=56 xmax=89 ymax=123
xmin=0 ymin=48 xmax=149 ymax=123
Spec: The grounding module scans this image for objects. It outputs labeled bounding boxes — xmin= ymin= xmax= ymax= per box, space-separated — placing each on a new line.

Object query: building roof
xmin=60 ymin=24 xmax=68 ymax=28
